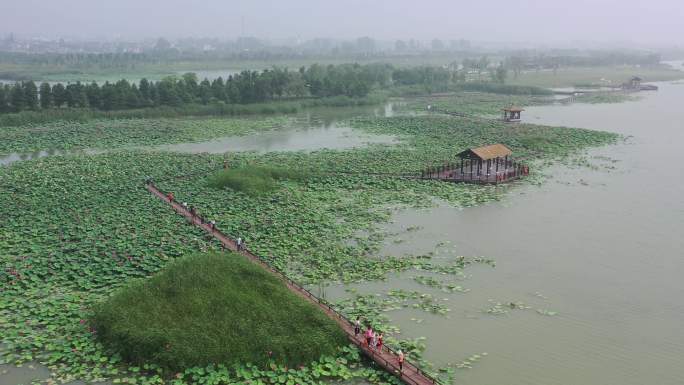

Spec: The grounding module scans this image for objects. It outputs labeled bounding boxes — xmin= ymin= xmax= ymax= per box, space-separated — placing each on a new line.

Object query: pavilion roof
xmin=457 ymin=144 xmax=513 ymax=161
xmin=503 ymin=106 xmax=525 ymax=112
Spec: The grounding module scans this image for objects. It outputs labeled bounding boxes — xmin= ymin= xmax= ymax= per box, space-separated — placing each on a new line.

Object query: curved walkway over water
xmin=145 ymin=183 xmax=441 ymax=385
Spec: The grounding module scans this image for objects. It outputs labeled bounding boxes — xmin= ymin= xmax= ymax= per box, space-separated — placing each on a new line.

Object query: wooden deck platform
xmin=421 ymin=164 xmax=527 ymax=185
xmin=146 ymin=183 xmax=442 ymax=385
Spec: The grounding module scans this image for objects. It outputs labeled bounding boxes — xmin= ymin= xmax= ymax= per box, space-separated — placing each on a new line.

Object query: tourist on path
xmin=397 ymin=350 xmax=405 ymax=372
xmin=237 ymin=237 xmax=242 ymax=251
xmin=209 ymin=220 xmax=216 ymax=230
xmin=167 ymin=192 xmax=174 ymax=202
xmin=354 ymin=317 xmax=361 ymax=336
xmin=182 ymin=202 xmax=188 ymax=210
xmin=371 ymin=331 xmax=377 ymax=350
xmin=376 ymin=332 xmax=383 ymax=350
xmin=365 ymin=325 xmax=373 ymax=347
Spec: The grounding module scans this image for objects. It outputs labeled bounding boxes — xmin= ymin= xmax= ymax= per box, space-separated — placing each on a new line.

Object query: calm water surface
xmin=0 ymin=103 xmax=403 ymax=165
xmin=327 ymin=82 xmax=684 ymax=385
xmin=152 ymin=123 xmax=398 ymax=154
xmin=150 ymin=103 xmax=403 ymax=154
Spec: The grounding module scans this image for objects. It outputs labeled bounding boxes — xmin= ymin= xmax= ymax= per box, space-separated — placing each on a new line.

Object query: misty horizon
xmin=1 ymin=0 xmax=683 ymax=47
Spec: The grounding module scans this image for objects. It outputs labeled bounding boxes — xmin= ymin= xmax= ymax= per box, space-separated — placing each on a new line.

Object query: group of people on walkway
xmin=354 ymin=317 xmax=405 ymax=372
xmin=154 ymin=183 xmax=249 ymax=255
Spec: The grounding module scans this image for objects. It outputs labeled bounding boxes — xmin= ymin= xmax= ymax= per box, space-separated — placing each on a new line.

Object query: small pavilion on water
xmin=421 ymin=144 xmax=528 ymax=184
xmin=502 ymin=106 xmax=524 ymax=122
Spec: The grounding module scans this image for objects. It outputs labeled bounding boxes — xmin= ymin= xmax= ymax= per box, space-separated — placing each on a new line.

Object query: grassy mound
xmin=92 ymin=253 xmax=347 ymax=370
xmin=207 ymin=165 xmax=307 ymax=196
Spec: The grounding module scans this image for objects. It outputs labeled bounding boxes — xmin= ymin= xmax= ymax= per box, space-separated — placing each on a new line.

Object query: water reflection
xmin=0 ymin=148 xmax=100 ymax=166
xmin=1 ymin=101 xmax=407 ymax=166
xmin=152 ymin=124 xmax=399 ymax=154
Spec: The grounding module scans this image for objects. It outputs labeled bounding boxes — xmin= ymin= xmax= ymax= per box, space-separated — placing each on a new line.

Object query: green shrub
xmin=91 ymin=253 xmax=347 ymax=371
xmin=207 ymin=166 xmax=307 ymax=196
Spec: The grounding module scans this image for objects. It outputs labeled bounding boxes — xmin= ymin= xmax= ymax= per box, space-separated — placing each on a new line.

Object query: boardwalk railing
xmin=421 ymin=159 xmax=529 ymax=185
xmin=145 ymin=183 xmax=442 ymax=385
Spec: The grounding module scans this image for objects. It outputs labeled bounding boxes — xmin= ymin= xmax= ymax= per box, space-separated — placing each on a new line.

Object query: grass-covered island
xmin=207 ymin=166 xmax=307 ymax=196
xmin=92 ymin=253 xmax=347 ymax=371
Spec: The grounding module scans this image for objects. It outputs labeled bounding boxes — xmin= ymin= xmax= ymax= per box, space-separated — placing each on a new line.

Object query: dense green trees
xmin=0 ymin=63 xmax=400 ymax=114
xmin=392 ymin=66 xmax=452 ymax=92
xmin=0 ymin=60 xmax=525 ymax=115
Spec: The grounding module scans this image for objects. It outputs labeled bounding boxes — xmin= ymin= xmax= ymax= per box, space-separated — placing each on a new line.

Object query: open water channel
xmin=325 ymin=81 xmax=684 ymax=385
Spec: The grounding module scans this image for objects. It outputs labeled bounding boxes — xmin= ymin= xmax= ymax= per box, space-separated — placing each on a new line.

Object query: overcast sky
xmin=1 ymin=0 xmax=682 ymax=45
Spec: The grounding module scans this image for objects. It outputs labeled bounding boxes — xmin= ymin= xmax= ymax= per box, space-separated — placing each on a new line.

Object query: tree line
xmin=0 ymin=63 xmax=397 ymax=113
xmin=0 ymin=60 xmax=520 ymax=115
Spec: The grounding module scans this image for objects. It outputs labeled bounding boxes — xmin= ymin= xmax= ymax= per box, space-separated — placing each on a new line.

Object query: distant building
xmin=502 ymin=106 xmax=524 ymax=122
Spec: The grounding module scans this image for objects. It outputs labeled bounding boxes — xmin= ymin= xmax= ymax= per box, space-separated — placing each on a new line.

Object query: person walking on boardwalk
xmin=376 ymin=332 xmax=383 ymax=350
xmin=397 ymin=350 xmax=405 ymax=372
xmin=237 ymin=237 xmax=242 ymax=251
xmin=365 ymin=325 xmax=373 ymax=347
xmin=167 ymin=192 xmax=174 ymax=202
xmin=209 ymin=220 xmax=216 ymax=230
xmin=354 ymin=317 xmax=361 ymax=336
xmin=371 ymin=331 xmax=377 ymax=350
xmin=189 ymin=206 xmax=196 ymax=217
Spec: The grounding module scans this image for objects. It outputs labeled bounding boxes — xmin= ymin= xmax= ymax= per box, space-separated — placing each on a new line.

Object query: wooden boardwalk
xmin=145 ymin=183 xmax=441 ymax=385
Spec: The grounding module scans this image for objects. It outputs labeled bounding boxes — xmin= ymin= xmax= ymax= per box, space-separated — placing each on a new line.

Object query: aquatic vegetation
xmin=574 ymin=92 xmax=639 ymax=104
xmin=413 ymin=276 xmax=470 ymax=293
xmin=396 ymin=92 xmax=551 ymax=117
xmin=536 ymin=309 xmax=558 ymax=316
xmin=483 ymin=300 xmax=557 ymax=317
xmin=207 ymin=165 xmax=307 ymax=196
xmin=0 ymin=116 xmax=289 ymax=154
xmin=451 ymin=82 xmax=553 ymax=95
xmin=0 ymin=103 xmax=617 ymax=384
xmin=92 ymin=253 xmax=347 ymax=370
xmin=508 ymin=66 xmax=684 ymax=88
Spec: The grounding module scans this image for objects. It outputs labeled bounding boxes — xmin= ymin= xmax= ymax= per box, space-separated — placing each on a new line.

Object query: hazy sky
xmin=1 ymin=0 xmax=682 ymax=45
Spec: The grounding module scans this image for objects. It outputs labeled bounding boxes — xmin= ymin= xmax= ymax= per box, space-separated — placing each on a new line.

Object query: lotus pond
xmin=1 ymin=94 xmax=619 ymax=385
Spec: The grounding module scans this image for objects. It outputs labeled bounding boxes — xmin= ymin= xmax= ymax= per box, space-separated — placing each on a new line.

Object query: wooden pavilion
xmin=502 ymin=106 xmax=524 ymax=122
xmin=420 ymin=144 xmax=528 ymax=184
